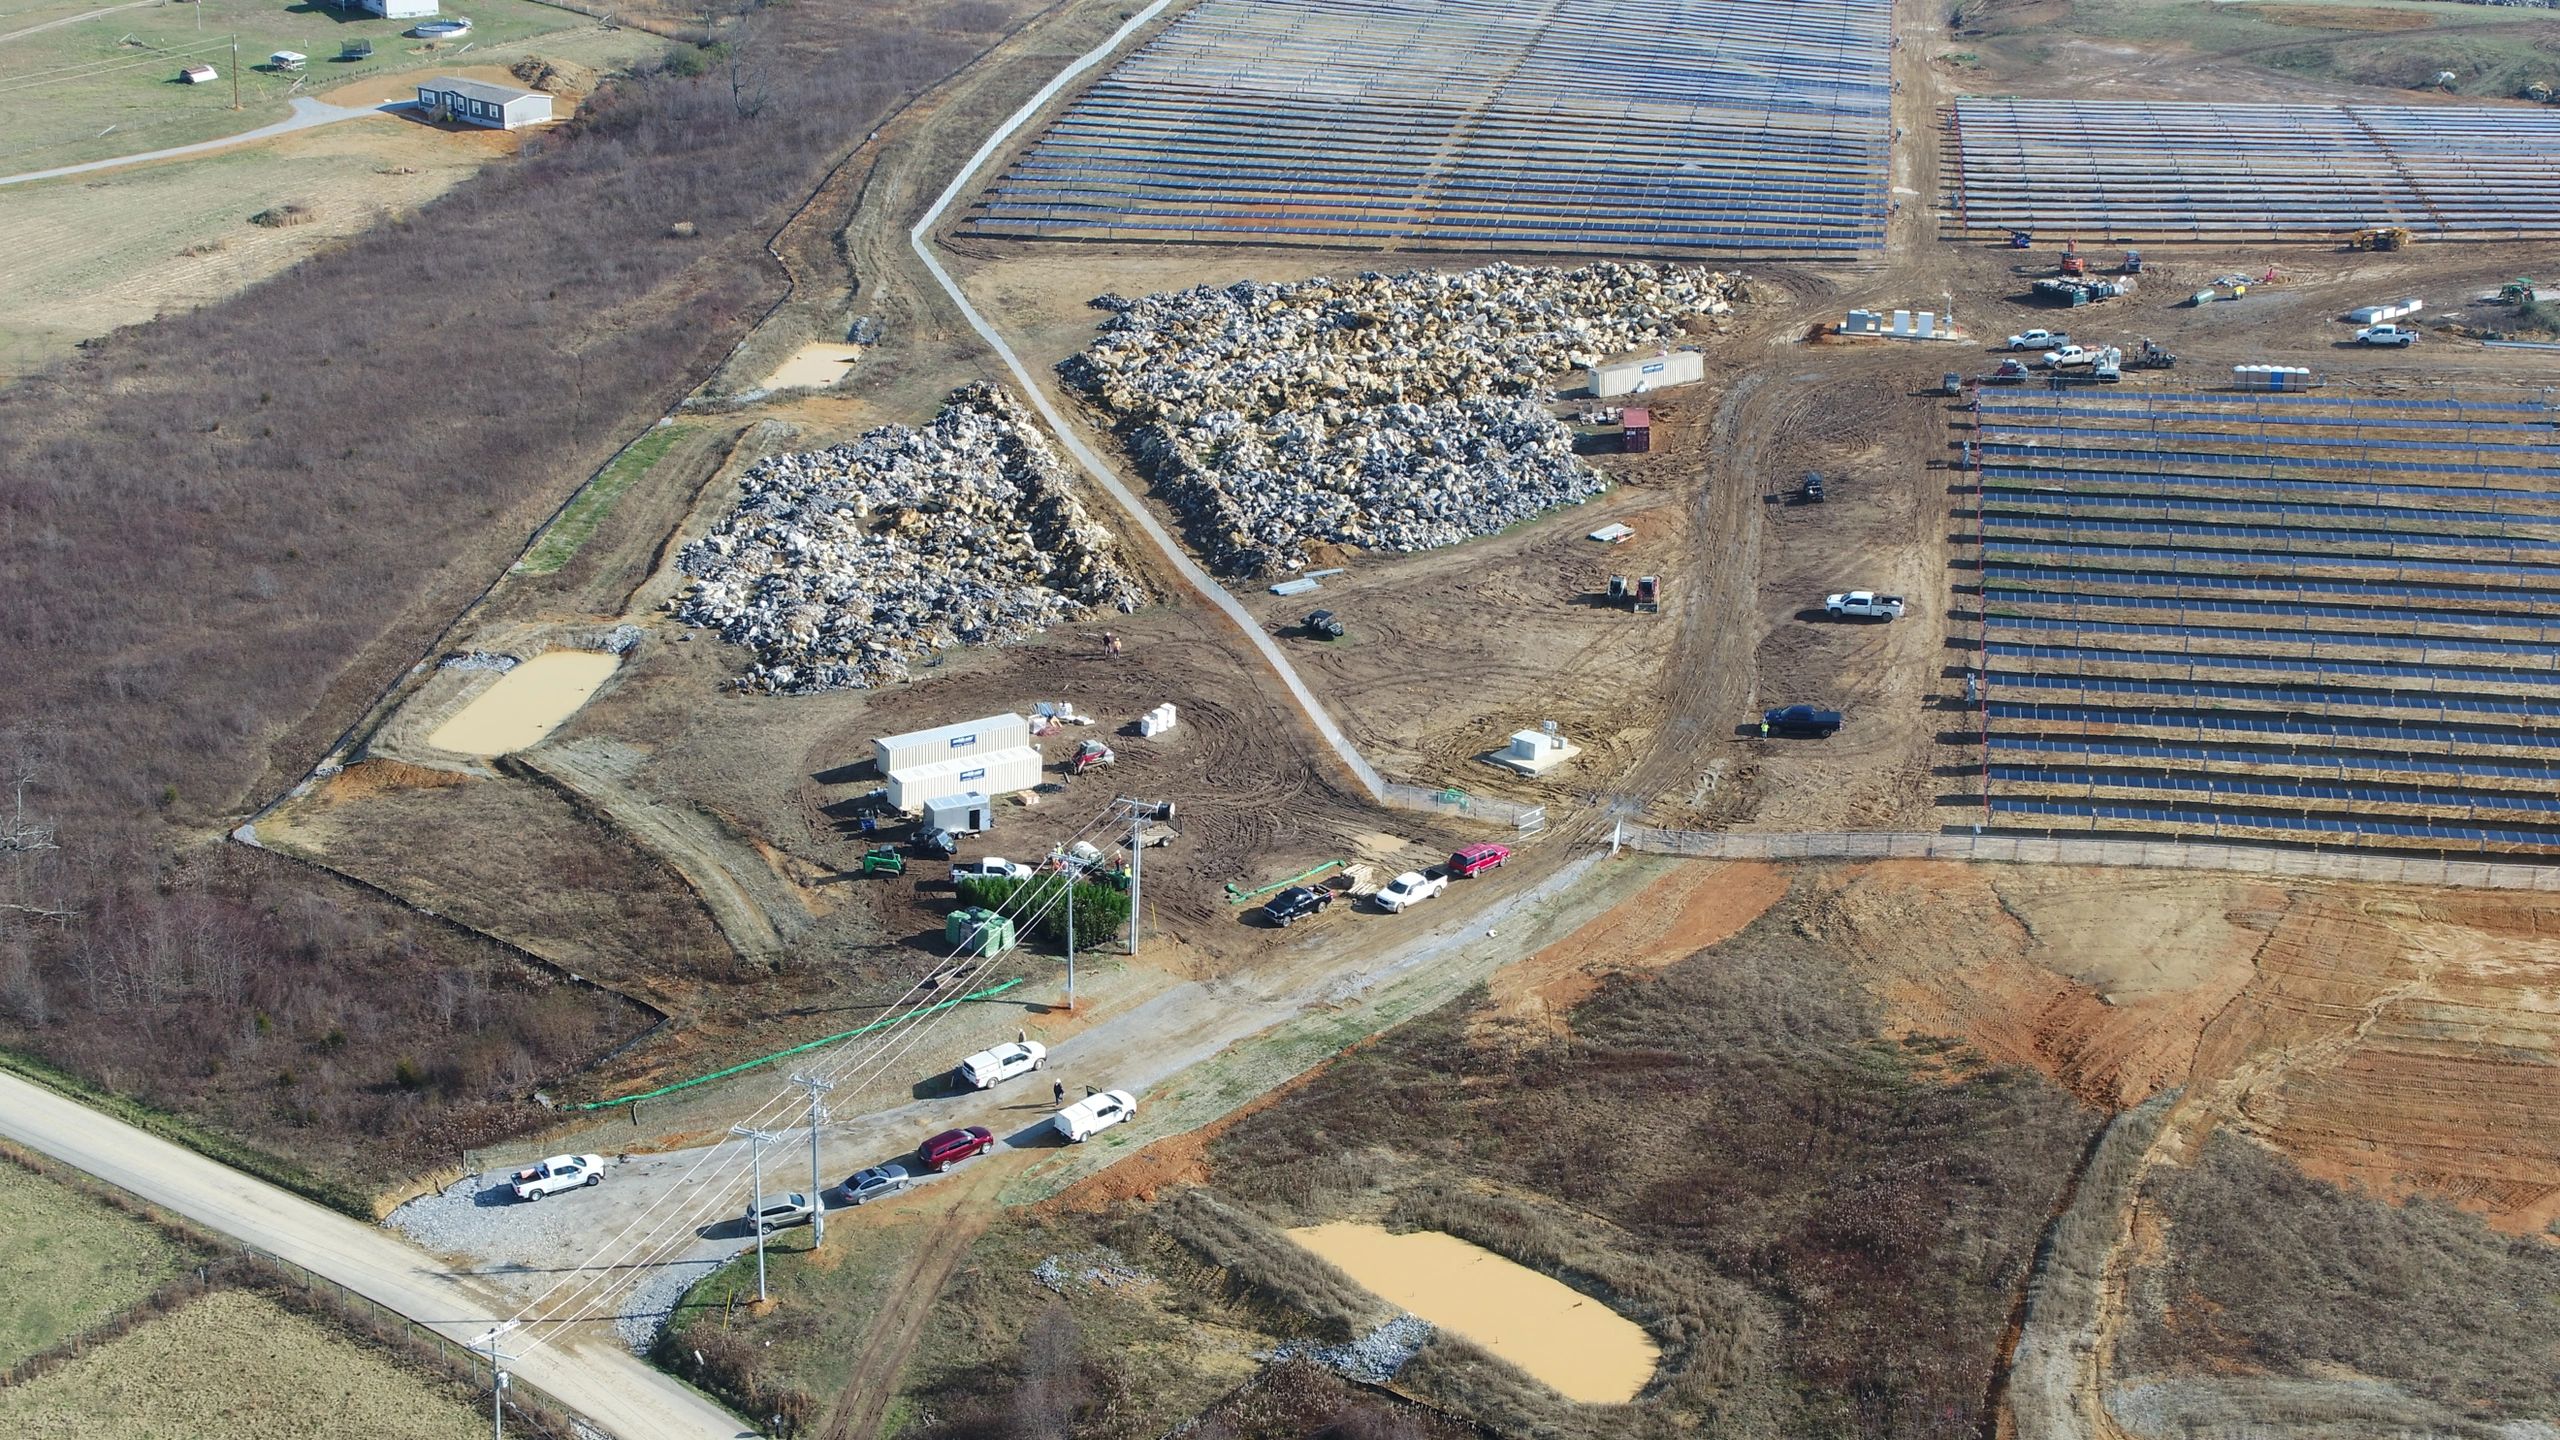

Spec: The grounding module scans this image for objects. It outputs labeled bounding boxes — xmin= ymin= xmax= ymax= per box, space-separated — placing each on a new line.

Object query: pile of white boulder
xmin=1065 ymin=261 xmax=1741 ymax=575
xmin=673 ymin=383 xmax=1145 ymax=693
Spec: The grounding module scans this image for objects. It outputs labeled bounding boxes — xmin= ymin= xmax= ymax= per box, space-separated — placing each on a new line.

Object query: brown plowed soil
xmin=1474 ymin=859 xmax=1792 ymax=1039
xmin=1819 ymin=863 xmax=2560 ymax=1236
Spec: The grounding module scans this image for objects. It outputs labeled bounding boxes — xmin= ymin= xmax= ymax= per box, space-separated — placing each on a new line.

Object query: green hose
xmin=570 ymin=977 xmax=1025 ymax=1110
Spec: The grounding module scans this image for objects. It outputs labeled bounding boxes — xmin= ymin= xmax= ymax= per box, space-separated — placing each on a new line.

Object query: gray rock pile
xmin=1267 ymin=1313 xmax=1435 ymax=1384
xmin=674 ymin=383 xmax=1146 ymax=694
xmin=1065 ymin=261 xmax=1741 ymax=575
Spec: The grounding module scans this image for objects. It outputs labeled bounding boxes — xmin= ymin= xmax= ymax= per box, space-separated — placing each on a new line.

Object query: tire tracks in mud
xmin=814 ymin=1162 xmax=1004 ymax=1440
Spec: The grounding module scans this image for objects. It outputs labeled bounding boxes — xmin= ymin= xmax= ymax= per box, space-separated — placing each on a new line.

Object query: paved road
xmin=0 ymin=1070 xmax=754 ymax=1440
xmin=0 ymin=97 xmax=394 ymax=188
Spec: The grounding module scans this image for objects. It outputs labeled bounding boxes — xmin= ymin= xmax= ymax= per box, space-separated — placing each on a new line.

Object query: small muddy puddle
xmin=1288 ymin=1222 xmax=1658 ymax=1403
xmin=759 ymin=341 xmax=861 ymax=391
xmin=426 ymin=651 xmax=619 ymax=755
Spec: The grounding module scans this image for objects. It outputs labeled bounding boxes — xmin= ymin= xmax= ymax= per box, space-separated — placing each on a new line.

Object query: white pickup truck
xmin=2041 ymin=344 xmax=2098 ymax=370
xmin=1052 ymin=1089 xmax=1138 ymax=1143
xmin=955 ymin=1039 xmax=1047 ymax=1090
xmin=1826 ymin=591 xmax=1907 ymax=620
xmin=953 ymin=856 xmax=1033 ymax=881
xmin=510 ymin=1153 xmax=604 ymax=1202
xmin=2005 ymin=328 xmax=2069 ymax=352
xmin=1374 ymin=870 xmax=1449 ymax=912
xmin=2355 ymin=324 xmax=2420 ymax=347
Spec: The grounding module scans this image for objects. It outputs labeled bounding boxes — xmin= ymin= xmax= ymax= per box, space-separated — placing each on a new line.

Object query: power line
xmin=492 ymin=798 xmax=1131 ymax=1350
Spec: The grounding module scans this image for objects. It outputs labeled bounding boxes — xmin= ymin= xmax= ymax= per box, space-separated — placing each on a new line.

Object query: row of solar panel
xmin=1989 ymin=765 xmax=2560 ymax=815
xmin=1981 ymin=465 xmax=2560 ymax=507
xmin=1985 ymin=797 xmax=2560 ymax=848
xmin=1987 ymin=641 xmax=2560 ymax=691
xmin=1980 ymin=486 xmax=2560 ymax=530
xmin=1981 ymin=586 xmax=2560 ymax=633
xmin=1981 ymin=561 xmax=2560 ymax=608
xmin=972 ymin=213 xmax=1883 ymax=249
xmin=1975 ymin=443 xmax=2560 ymax=481
xmin=1983 ymin=610 xmax=2560 ymax=657
xmin=1987 ymin=733 xmax=2560 ymax=785
xmin=1989 ymin=700 xmax=2560 ymax=749
xmin=1978 ymin=420 xmax=2560 ymax=460
xmin=1983 ymin=510 xmax=2560 ymax=552
xmin=1988 ymin=669 xmax=2560 ymax=718
xmin=1980 ymin=537 xmax=2560 ymax=580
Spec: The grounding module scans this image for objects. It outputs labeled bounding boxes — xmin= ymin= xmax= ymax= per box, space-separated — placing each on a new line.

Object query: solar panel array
xmin=966 ymin=0 xmax=1894 ymax=256
xmin=1966 ymin=390 xmax=2560 ymax=854
xmin=1947 ymin=98 xmax=2560 ymax=241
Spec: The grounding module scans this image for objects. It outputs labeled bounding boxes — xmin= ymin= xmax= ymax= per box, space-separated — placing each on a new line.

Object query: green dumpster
xmin=945 ymin=906 xmax=1016 ymax=957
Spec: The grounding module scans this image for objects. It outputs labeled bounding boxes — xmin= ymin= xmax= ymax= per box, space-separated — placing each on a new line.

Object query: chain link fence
xmin=1381 ymin=783 xmax=1547 ymax=836
xmin=1612 ymin=824 xmax=2560 ymax=891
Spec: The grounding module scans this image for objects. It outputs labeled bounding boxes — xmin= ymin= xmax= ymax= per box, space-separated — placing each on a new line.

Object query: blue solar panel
xmin=1989 ymin=765 xmax=2560 ymax=814
xmin=1988 ymin=701 xmax=2560 ymax=750
xmin=1985 ymin=641 xmax=2560 ymax=689
xmin=1988 ymin=670 xmax=2560 ymax=717
xmin=1986 ymin=797 xmax=2560 ymax=848
xmin=1988 ymin=733 xmax=2560 ymax=785
xmin=1982 ymin=562 xmax=2559 ymax=608
xmin=1982 ymin=609 xmax=2560 ymax=655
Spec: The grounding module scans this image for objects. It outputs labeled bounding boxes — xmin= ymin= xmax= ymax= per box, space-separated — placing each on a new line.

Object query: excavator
xmin=2343 ymin=226 xmax=2413 ymax=252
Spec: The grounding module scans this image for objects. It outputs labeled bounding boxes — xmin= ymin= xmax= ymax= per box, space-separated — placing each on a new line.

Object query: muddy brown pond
xmin=425 ymin=651 xmax=619 ymax=756
xmin=1288 ymin=1222 xmax=1659 ymax=1404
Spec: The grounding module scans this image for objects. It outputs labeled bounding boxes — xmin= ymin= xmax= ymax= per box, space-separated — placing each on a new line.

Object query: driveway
xmin=0 ymin=97 xmax=397 ymax=188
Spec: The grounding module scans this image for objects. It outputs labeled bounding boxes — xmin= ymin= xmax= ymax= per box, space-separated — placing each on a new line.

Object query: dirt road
xmin=0 ymin=98 xmax=393 ymax=188
xmin=0 ymin=1070 xmax=754 ymax=1440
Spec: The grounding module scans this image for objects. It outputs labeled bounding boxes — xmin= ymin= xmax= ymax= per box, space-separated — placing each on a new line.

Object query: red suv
xmin=920 ymin=1125 xmax=995 ymax=1172
xmin=1448 ymin=843 xmax=1510 ymax=878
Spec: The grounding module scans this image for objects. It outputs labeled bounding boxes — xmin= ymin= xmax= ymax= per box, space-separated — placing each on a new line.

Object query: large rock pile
xmin=673 ymin=383 xmax=1145 ymax=693
xmin=1064 ymin=261 xmax=1741 ymax=575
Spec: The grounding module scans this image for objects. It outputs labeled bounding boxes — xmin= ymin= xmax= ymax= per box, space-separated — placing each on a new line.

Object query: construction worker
xmin=1759 ymin=719 xmax=1771 ymax=740
xmin=1103 ymin=631 xmax=1123 ymax=657
xmin=1052 ymin=1079 xmax=1066 ymax=1106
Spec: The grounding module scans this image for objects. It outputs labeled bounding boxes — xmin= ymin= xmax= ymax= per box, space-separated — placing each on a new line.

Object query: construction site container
xmin=945 ymin=906 xmax=1016 ymax=956
xmin=2345 ymin=298 xmax=2424 ymax=325
xmin=1620 ymin=407 xmax=1651 ymax=453
xmin=889 ymin=749 xmax=1039 ymax=811
xmin=1586 ymin=349 xmax=1704 ymax=398
xmin=875 ymin=714 xmax=1029 ymax=776
xmin=921 ymin=790 xmax=995 ymax=834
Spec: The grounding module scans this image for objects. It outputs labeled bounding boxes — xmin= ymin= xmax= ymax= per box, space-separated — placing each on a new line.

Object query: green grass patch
xmin=655 ymin=1211 xmax=926 ymax=1430
xmin=0 ymin=0 xmax=589 ymax=172
xmin=517 ymin=422 xmax=694 ymax=575
xmin=0 ymin=1157 xmax=185 ymax=1368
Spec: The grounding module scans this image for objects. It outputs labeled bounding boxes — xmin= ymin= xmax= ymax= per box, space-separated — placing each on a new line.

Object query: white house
xmin=417 ymin=76 xmax=552 ymax=130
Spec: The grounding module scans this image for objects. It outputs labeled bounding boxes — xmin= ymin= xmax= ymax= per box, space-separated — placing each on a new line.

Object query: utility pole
xmin=1115 ymin=798 xmax=1171 ymax=957
xmin=469 ymin=1323 xmax=519 ymax=1440
xmin=228 ymin=34 xmax=239 ymax=109
xmin=786 ymin=1072 xmax=834 ymax=1250
xmin=732 ymin=1124 xmax=785 ymax=1303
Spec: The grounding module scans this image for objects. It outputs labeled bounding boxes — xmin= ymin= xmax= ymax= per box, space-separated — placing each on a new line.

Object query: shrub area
xmin=2127 ymin=1131 xmax=2560 ymax=1419
xmin=0 ymin=0 xmax=1022 ymax=1192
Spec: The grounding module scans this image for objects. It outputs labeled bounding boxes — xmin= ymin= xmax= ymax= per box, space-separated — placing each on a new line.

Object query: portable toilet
xmin=945 ymin=907 xmax=1016 ymax=957
xmin=922 ymin=791 xmax=992 ymax=835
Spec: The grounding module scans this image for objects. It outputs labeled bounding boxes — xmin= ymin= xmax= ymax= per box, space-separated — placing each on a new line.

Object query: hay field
xmin=0 ymin=1289 xmax=481 ymax=1439
xmin=0 ymin=1158 xmax=183 ymax=1368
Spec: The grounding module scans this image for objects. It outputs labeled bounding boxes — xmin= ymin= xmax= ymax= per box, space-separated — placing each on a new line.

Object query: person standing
xmin=1052 ymin=1079 xmax=1066 ymax=1107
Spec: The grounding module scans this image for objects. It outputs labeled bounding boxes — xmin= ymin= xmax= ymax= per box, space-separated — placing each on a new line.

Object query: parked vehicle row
xmin=1253 ymin=844 xmax=1509 ymax=927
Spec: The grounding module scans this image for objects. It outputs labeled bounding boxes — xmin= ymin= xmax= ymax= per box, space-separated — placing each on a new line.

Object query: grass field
xmin=0 ymin=1157 xmax=186 ymax=1368
xmin=1957 ymin=0 xmax=2560 ymax=97
xmin=0 ymin=1288 xmax=484 ymax=1438
xmin=518 ymin=421 xmax=696 ymax=575
xmin=0 ymin=0 xmax=589 ymax=171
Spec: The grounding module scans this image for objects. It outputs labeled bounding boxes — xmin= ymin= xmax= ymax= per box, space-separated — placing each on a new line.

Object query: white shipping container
xmin=875 ymin=713 xmax=1029 ymax=776
xmin=1585 ymin=349 xmax=1705 ymax=398
xmin=885 ymin=746 xmax=1042 ymax=810
xmin=2344 ymin=298 xmax=2424 ymax=325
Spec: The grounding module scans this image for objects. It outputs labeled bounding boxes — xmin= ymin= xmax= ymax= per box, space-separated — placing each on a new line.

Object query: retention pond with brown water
xmin=425 ymin=651 xmax=620 ymax=756
xmin=1287 ymin=1222 xmax=1659 ymax=1404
